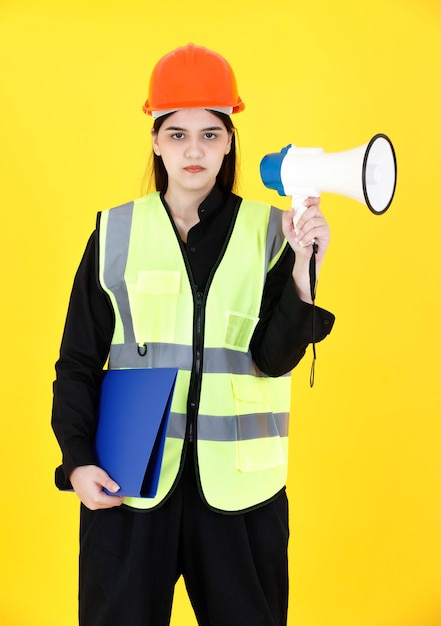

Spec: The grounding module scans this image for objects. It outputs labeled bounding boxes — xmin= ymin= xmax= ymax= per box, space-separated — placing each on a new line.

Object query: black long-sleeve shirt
xmin=52 ymin=187 xmax=335 ymax=487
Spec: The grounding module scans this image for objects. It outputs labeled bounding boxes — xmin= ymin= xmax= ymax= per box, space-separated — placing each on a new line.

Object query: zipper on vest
xmin=186 ymin=199 xmax=241 ymax=442
xmin=163 ymin=196 xmax=241 ymax=444
xmin=188 ymin=289 xmax=204 ymax=441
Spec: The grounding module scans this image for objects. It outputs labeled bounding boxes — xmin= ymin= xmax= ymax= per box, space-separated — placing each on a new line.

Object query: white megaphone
xmin=260 ymin=133 xmax=397 ymax=227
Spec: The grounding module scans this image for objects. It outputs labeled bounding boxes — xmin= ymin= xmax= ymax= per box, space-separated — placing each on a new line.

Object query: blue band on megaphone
xmin=260 ymin=145 xmax=292 ymax=196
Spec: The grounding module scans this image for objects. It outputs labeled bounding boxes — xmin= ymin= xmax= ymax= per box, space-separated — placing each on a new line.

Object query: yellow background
xmin=1 ymin=0 xmax=440 ymax=624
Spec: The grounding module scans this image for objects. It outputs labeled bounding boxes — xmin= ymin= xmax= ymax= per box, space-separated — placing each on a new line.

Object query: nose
xmin=184 ymin=138 xmax=203 ymax=159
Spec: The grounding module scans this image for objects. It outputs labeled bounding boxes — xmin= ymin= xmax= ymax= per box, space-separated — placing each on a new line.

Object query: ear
xmin=151 ymin=128 xmax=160 ymax=156
xmin=225 ymin=131 xmax=234 ymax=155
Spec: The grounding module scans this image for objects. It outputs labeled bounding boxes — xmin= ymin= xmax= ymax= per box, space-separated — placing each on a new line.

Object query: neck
xmin=164 ymin=185 xmax=212 ymax=218
xmin=164 ymin=186 xmax=213 ymax=243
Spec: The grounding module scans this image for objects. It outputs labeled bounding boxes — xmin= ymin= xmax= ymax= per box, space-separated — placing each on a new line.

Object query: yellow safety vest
xmin=98 ymin=192 xmax=292 ymax=512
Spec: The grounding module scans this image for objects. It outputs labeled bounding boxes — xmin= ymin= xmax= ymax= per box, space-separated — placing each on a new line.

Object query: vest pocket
xmin=129 ymin=270 xmax=181 ymax=343
xmin=224 ymin=310 xmax=259 ymax=352
xmin=232 ymin=376 xmax=286 ymax=472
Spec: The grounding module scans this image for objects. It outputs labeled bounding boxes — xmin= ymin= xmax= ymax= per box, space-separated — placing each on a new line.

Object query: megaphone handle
xmin=292 ymin=194 xmax=320 ymax=245
xmin=291 ymin=189 xmax=320 ymax=227
xmin=292 ymin=195 xmax=308 ymax=228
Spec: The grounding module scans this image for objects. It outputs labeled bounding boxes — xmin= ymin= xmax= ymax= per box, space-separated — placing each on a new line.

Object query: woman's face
xmin=151 ymin=108 xmax=233 ymax=197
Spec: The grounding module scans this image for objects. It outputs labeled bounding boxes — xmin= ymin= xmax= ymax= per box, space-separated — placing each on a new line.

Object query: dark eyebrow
xmin=164 ymin=126 xmax=224 ymax=132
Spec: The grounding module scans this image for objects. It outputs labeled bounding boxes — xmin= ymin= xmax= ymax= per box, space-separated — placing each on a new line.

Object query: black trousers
xmin=79 ymin=446 xmax=289 ymax=626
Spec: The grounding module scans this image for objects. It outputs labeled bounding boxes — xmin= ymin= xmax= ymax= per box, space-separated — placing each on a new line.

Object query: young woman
xmin=52 ymin=43 xmax=334 ymax=626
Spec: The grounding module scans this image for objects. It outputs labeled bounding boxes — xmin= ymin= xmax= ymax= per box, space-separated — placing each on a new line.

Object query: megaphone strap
xmin=309 ymin=242 xmax=318 ymax=388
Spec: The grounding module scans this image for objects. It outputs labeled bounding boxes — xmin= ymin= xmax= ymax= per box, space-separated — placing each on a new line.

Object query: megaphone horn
xmin=260 ymin=133 xmax=397 ymax=222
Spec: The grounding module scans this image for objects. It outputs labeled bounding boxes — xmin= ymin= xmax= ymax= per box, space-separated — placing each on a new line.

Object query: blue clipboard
xmin=94 ymin=367 xmax=178 ymax=498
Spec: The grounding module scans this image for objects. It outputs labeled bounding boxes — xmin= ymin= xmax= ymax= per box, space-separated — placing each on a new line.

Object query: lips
xmin=184 ymin=166 xmax=205 ymax=173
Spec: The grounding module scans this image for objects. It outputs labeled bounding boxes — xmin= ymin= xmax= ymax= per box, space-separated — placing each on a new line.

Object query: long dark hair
xmin=147 ymin=110 xmax=238 ymax=195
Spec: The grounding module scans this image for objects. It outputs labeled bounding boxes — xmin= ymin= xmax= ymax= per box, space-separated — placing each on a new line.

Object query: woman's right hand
xmin=70 ymin=465 xmax=125 ymax=510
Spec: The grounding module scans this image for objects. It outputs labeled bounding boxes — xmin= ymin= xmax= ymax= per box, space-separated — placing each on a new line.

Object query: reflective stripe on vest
xmin=98 ymin=192 xmax=292 ymax=512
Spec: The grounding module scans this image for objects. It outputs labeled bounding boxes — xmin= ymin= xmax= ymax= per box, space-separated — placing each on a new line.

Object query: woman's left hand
xmin=282 ymin=197 xmax=330 ymax=261
xmin=282 ymin=197 xmax=330 ymax=302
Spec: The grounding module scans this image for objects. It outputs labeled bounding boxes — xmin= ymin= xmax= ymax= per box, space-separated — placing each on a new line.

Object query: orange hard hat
xmin=143 ymin=43 xmax=245 ymax=117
